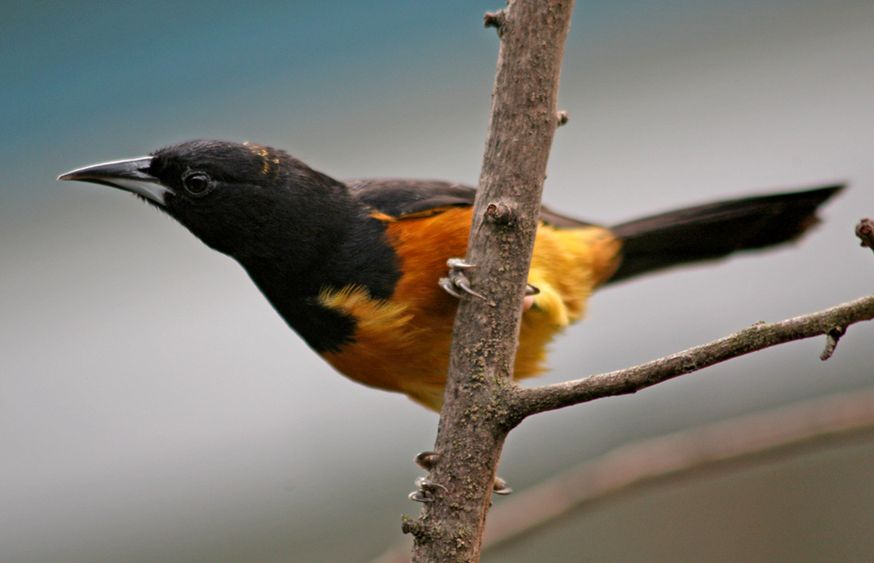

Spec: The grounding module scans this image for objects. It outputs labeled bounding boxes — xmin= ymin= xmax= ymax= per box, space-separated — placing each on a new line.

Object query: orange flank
xmin=320 ymin=207 xmax=621 ymax=410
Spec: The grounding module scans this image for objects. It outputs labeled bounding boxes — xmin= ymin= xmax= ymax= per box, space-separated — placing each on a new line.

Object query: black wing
xmin=346 ymin=178 xmax=596 ymax=227
xmin=346 ymin=179 xmax=475 ymax=217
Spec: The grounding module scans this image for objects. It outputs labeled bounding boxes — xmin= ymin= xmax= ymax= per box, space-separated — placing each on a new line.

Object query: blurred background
xmin=2 ymin=0 xmax=873 ymax=561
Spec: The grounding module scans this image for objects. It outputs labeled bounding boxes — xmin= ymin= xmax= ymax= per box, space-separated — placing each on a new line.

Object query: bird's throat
xmin=238 ymin=211 xmax=400 ymax=353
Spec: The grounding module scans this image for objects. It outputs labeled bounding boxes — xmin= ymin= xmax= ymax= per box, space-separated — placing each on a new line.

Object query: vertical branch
xmin=407 ymin=1 xmax=576 ymax=561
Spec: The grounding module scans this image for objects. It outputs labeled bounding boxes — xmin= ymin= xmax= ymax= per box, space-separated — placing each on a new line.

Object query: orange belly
xmin=320 ymin=208 xmax=620 ymax=410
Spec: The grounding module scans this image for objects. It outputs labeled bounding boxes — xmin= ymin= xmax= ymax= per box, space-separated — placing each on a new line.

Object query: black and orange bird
xmin=59 ymin=140 xmax=842 ymax=410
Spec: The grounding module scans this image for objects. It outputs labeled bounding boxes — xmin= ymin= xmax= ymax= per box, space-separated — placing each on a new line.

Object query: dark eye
xmin=182 ymin=171 xmax=212 ymax=196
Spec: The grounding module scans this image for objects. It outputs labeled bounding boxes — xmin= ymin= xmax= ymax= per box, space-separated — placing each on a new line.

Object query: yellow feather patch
xmin=319 ymin=285 xmax=415 ymax=340
xmin=318 ymin=286 xmax=435 ymax=396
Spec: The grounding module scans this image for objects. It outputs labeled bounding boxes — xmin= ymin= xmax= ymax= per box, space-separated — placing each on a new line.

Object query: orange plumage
xmin=321 ymin=207 xmax=621 ymax=410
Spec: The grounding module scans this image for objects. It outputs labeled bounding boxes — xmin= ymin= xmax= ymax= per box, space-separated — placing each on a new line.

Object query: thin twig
xmin=511 ymin=295 xmax=874 ymax=418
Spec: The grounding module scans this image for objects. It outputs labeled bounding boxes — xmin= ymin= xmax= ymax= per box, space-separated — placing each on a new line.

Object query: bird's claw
xmin=438 ymin=277 xmax=464 ymax=299
xmin=408 ymin=476 xmax=448 ymax=503
xmin=453 ymin=272 xmax=486 ymax=300
xmin=415 ymin=451 xmax=440 ymax=470
xmin=408 ymin=490 xmax=432 ymax=503
xmin=493 ymin=476 xmax=513 ymax=495
xmin=439 ymin=258 xmax=486 ymax=300
xmin=409 ymin=451 xmax=511 ymax=500
xmin=446 ymin=257 xmax=476 ymax=270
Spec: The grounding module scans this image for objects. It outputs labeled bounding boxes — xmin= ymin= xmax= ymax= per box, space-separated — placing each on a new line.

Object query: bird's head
xmin=58 ymin=140 xmax=350 ymax=259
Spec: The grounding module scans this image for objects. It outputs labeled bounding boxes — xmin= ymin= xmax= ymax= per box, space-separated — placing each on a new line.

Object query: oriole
xmin=59 ymin=140 xmax=842 ymax=410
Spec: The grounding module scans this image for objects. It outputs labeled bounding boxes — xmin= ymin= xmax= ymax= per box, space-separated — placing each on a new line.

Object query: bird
xmin=59 ymin=139 xmax=843 ymax=411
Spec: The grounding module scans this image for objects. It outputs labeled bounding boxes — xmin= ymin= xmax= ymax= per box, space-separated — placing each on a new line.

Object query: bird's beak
xmin=58 ymin=156 xmax=172 ymax=206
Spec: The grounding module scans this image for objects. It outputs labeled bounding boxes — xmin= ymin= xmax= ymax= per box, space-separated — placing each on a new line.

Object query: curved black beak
xmin=58 ymin=157 xmax=172 ymax=206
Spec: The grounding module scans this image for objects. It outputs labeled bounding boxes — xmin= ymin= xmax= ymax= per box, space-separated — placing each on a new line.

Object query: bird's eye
xmin=182 ymin=171 xmax=212 ymax=196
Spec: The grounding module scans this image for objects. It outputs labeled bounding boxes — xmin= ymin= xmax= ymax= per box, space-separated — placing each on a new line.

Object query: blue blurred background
xmin=2 ymin=1 xmax=873 ymax=561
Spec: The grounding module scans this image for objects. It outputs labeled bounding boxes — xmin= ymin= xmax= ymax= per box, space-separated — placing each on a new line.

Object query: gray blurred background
xmin=2 ymin=1 xmax=873 ymax=561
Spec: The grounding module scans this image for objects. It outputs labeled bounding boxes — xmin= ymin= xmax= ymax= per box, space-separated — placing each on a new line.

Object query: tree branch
xmin=407 ymin=1 xmax=575 ymax=561
xmin=511 ymin=295 xmax=874 ymax=418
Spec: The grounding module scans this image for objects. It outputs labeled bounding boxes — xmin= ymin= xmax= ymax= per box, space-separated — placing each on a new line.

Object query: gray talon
xmin=415 ymin=477 xmax=447 ymax=494
xmin=525 ymin=284 xmax=540 ymax=296
xmin=453 ymin=272 xmax=486 ymax=300
xmin=439 ymin=257 xmax=487 ymax=300
xmin=409 ymin=475 xmax=447 ymax=503
xmin=439 ymin=277 xmax=464 ymax=298
xmin=446 ymin=258 xmax=476 ymax=270
xmin=415 ymin=451 xmax=440 ymax=470
xmin=493 ymin=476 xmax=513 ymax=495
xmin=408 ymin=490 xmax=433 ymax=503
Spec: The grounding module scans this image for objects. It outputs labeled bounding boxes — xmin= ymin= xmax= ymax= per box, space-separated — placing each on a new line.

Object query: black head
xmin=60 ymin=139 xmax=401 ymax=352
xmin=58 ymin=139 xmax=350 ymax=259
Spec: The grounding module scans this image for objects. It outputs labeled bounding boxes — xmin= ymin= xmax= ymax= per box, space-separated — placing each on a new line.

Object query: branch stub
xmin=485 ymin=201 xmax=517 ymax=226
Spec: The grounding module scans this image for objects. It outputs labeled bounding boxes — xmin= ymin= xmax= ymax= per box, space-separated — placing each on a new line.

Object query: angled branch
xmin=511 ymin=295 xmax=874 ymax=418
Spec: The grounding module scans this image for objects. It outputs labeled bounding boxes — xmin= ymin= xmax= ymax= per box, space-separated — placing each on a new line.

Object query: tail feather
xmin=606 ymin=184 xmax=844 ymax=285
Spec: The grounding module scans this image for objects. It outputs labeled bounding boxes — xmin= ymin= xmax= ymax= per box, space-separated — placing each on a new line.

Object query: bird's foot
xmin=439 ymin=258 xmax=486 ymax=300
xmin=408 ymin=476 xmax=447 ymax=503
xmin=410 ymin=452 xmax=442 ymax=502
xmin=439 ymin=259 xmax=538 ymax=312
xmin=410 ymin=451 xmax=512 ymax=500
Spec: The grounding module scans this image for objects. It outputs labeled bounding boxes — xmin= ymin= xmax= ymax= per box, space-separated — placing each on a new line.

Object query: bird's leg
xmin=439 ymin=258 xmax=486 ymax=300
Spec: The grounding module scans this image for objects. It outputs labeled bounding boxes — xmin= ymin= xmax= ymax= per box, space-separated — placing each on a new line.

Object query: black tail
xmin=606 ymin=184 xmax=844 ymax=285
